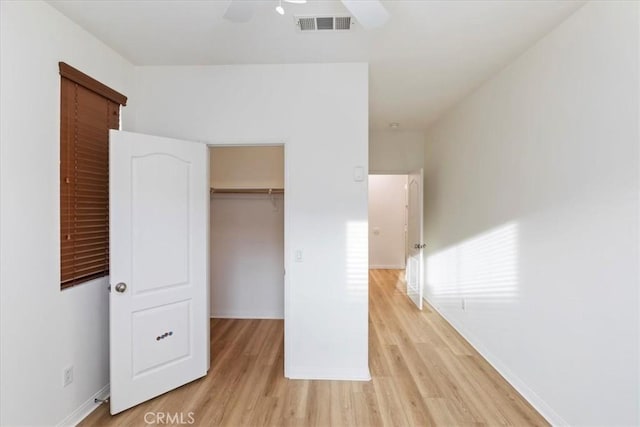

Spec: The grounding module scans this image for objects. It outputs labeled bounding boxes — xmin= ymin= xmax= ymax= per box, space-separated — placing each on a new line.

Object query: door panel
xmin=110 ymin=130 xmax=208 ymax=415
xmin=132 ymin=154 xmax=190 ymax=292
xmin=406 ymin=169 xmax=424 ymax=310
xmin=131 ymin=300 xmax=191 ymax=376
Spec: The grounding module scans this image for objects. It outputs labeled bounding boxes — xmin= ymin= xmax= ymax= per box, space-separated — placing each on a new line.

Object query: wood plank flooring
xmin=81 ymin=269 xmax=547 ymax=426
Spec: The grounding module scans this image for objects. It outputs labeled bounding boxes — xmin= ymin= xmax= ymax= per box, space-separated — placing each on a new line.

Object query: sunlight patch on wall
xmin=347 ymin=221 xmax=368 ymax=299
xmin=426 ymin=222 xmax=519 ymax=304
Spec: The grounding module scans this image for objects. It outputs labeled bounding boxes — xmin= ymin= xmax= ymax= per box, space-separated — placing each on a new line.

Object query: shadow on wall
xmin=426 ymin=222 xmax=519 ymax=305
xmin=347 ymin=221 xmax=368 ymax=300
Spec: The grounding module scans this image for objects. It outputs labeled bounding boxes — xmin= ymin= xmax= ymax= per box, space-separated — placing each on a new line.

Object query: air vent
xmin=298 ymin=17 xmax=316 ymax=31
xmin=296 ymin=16 xmax=352 ymax=32
xmin=335 ymin=16 xmax=351 ymax=30
xmin=316 ymin=17 xmax=333 ymax=30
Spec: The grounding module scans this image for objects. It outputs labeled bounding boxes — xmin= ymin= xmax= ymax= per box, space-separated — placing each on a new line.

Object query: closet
xmin=209 ymin=146 xmax=284 ymax=319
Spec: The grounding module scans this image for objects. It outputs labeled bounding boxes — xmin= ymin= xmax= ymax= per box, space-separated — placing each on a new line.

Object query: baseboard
xmin=286 ymin=367 xmax=371 ymax=382
xmin=369 ymin=265 xmax=405 ymax=270
xmin=56 ymin=383 xmax=110 ymax=427
xmin=210 ymin=312 xmax=284 ymax=320
xmin=423 ymin=296 xmax=568 ymax=426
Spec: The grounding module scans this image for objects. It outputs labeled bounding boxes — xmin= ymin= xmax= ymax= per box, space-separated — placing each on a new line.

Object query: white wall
xmin=423 ymin=2 xmax=639 ymax=425
xmin=369 ymin=129 xmax=425 ymax=173
xmin=368 ymin=175 xmax=407 ymax=269
xmin=210 ymin=146 xmax=284 ymax=189
xmin=0 ymin=1 xmax=135 ymax=425
xmin=132 ymin=63 xmax=370 ymax=380
xmin=210 ymin=194 xmax=284 ymax=319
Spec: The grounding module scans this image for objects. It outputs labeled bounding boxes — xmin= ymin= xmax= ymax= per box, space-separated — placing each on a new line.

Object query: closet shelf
xmin=210 ymin=187 xmax=284 ymax=195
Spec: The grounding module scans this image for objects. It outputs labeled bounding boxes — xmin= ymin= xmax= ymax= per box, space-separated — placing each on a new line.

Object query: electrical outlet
xmin=63 ymin=366 xmax=74 ymax=387
xmin=461 ymin=298 xmax=466 ymax=312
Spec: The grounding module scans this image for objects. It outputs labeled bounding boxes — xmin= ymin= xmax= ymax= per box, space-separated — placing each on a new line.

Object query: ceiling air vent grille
xmin=298 ymin=17 xmax=316 ymax=31
xmin=316 ymin=17 xmax=334 ymax=30
xmin=335 ymin=16 xmax=351 ymax=30
xmin=296 ymin=16 xmax=352 ymax=32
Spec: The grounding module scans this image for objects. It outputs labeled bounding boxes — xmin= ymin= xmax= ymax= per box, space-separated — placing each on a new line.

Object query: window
xmin=59 ymin=62 xmax=127 ymax=289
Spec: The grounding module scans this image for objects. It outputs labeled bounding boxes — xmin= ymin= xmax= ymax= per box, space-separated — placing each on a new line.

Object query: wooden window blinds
xmin=59 ymin=62 xmax=127 ymax=289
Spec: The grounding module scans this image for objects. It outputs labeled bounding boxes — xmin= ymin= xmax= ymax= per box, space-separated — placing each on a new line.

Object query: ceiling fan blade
xmin=223 ymin=0 xmax=256 ymax=23
xmin=341 ymin=0 xmax=389 ymax=29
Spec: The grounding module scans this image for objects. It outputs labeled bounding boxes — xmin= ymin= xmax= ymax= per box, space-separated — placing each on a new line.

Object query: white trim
xmin=368 ymin=264 xmax=405 ymax=269
xmin=287 ymin=368 xmax=371 ymax=381
xmin=210 ymin=313 xmax=284 ymax=320
xmin=206 ymin=145 xmax=211 ymax=372
xmin=283 ymin=142 xmax=291 ymax=379
xmin=423 ymin=296 xmax=568 ymax=426
xmin=56 ymin=384 xmax=110 ymax=427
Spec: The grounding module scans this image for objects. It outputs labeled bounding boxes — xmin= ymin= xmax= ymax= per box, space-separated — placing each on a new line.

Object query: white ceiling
xmin=49 ymin=0 xmax=584 ymax=130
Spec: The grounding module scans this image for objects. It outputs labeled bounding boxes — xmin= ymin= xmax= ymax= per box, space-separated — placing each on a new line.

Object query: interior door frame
xmin=406 ymin=168 xmax=424 ymax=310
xmin=206 ymin=139 xmax=291 ymax=377
xmin=369 ymin=169 xmax=425 ymax=302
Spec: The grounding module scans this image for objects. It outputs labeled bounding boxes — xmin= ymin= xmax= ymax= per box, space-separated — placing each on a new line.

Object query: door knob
xmin=114 ymin=282 xmax=127 ymax=293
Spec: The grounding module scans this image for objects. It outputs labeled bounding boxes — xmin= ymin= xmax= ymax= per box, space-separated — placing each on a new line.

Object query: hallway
xmin=82 ymin=269 xmax=546 ymax=426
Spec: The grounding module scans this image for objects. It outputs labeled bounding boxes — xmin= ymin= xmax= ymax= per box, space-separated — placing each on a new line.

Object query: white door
xmin=406 ymin=169 xmax=424 ymax=310
xmin=109 ymin=130 xmax=209 ymax=414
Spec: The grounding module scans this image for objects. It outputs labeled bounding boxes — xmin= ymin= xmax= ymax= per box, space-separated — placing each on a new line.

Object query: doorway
xmin=368 ymin=172 xmax=424 ymax=309
xmin=208 ymin=146 xmax=285 ymax=320
xmin=368 ymin=174 xmax=408 ymax=270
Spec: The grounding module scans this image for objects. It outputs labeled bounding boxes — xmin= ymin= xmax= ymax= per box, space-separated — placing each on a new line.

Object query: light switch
xmin=354 ymin=166 xmax=364 ymax=182
xmin=373 ymin=227 xmax=380 ymax=236
xmin=295 ymin=250 xmax=303 ymax=262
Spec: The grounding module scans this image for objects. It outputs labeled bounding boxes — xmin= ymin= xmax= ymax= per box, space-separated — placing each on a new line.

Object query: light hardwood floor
xmin=81 ymin=269 xmax=547 ymax=426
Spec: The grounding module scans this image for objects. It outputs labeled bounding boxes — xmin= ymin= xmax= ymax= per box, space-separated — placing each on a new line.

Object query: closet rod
xmin=210 ymin=188 xmax=284 ymax=195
